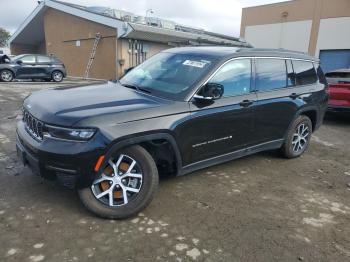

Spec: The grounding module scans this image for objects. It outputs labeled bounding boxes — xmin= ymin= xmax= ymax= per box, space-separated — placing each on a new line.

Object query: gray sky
xmin=0 ymin=0 xmax=288 ymax=37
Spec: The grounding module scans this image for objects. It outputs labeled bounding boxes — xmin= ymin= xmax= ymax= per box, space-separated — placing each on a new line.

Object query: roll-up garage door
xmin=319 ymin=49 xmax=350 ymax=73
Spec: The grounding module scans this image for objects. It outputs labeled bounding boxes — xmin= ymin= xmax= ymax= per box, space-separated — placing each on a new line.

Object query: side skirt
xmin=179 ymin=139 xmax=284 ymax=176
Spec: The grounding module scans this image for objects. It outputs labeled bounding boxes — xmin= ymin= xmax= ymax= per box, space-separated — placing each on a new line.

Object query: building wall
xmin=245 ymin=20 xmax=312 ymax=52
xmin=241 ymin=0 xmax=350 ymax=56
xmin=11 ymin=43 xmax=39 ymax=54
xmin=316 ymin=17 xmax=350 ymax=56
xmin=44 ymin=8 xmax=117 ymax=79
xmin=0 ymin=47 xmax=11 ymax=55
xmin=117 ymin=39 xmax=169 ymax=75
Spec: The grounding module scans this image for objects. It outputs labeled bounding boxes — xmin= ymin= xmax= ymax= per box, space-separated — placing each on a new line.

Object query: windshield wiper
xmin=121 ymin=83 xmax=152 ymax=94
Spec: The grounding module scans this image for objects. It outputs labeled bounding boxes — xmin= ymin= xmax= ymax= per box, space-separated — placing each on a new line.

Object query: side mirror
xmin=16 ymin=60 xmax=23 ymax=65
xmin=194 ymin=83 xmax=224 ymax=101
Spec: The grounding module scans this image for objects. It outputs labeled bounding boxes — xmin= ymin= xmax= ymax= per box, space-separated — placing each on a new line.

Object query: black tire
xmin=51 ymin=70 xmax=63 ymax=82
xmin=0 ymin=69 xmax=14 ymax=82
xmin=281 ymin=115 xmax=313 ymax=158
xmin=78 ymin=145 xmax=159 ymax=219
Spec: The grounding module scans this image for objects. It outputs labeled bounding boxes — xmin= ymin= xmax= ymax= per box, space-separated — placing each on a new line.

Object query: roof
xmin=9 ymin=0 xmax=250 ymax=47
xmin=166 ymin=46 xmax=318 ymax=61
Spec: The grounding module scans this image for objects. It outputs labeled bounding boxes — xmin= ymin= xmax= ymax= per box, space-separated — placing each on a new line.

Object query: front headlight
xmin=44 ymin=125 xmax=97 ymax=141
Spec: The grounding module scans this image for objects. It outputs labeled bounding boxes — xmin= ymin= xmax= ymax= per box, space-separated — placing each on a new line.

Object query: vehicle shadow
xmin=324 ymin=112 xmax=350 ymax=126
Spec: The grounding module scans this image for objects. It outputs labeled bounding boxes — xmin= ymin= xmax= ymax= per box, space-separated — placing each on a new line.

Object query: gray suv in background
xmin=0 ymin=54 xmax=66 ymax=82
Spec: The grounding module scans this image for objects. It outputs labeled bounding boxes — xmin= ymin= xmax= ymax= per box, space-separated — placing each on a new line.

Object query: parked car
xmin=16 ymin=47 xmax=328 ymax=219
xmin=325 ymin=69 xmax=350 ymax=112
xmin=0 ymin=54 xmax=66 ymax=82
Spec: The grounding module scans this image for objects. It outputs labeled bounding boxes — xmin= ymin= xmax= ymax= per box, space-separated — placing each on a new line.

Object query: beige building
xmin=9 ymin=0 xmax=249 ymax=80
xmin=240 ymin=0 xmax=350 ymax=72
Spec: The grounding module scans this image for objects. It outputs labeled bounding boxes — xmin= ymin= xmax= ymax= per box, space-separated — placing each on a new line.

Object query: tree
xmin=0 ymin=28 xmax=11 ymax=47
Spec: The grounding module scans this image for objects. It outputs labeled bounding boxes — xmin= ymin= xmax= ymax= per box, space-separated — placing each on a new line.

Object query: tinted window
xmin=256 ymin=59 xmax=287 ymax=91
xmin=293 ymin=60 xmax=318 ymax=85
xmin=37 ymin=55 xmax=51 ymax=63
xmin=21 ymin=55 xmax=36 ymax=63
xmin=286 ymin=60 xmax=295 ymax=86
xmin=315 ymin=63 xmax=327 ymax=85
xmin=208 ymin=59 xmax=251 ymax=97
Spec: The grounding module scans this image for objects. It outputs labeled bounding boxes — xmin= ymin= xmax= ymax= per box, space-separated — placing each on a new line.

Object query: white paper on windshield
xmin=183 ymin=60 xmax=208 ymax=68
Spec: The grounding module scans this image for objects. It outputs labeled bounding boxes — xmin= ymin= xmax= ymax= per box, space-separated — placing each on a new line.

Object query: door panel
xmin=179 ymin=58 xmax=256 ymax=166
xmin=36 ymin=55 xmax=52 ymax=77
xmin=255 ymin=88 xmax=300 ymax=143
xmin=254 ymin=58 xmax=301 ymax=143
xmin=181 ymin=93 xmax=257 ymax=165
xmin=16 ymin=55 xmax=37 ymax=78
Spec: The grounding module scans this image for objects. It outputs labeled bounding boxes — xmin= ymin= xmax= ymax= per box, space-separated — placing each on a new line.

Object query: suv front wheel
xmin=78 ymin=145 xmax=159 ymax=219
xmin=281 ymin=115 xmax=313 ymax=158
xmin=0 ymin=69 xmax=14 ymax=82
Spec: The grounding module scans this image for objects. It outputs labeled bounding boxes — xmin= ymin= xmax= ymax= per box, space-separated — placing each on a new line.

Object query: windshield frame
xmin=119 ymin=51 xmax=222 ymax=101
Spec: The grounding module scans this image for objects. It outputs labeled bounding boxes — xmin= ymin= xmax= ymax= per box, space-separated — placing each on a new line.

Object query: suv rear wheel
xmin=52 ymin=70 xmax=63 ymax=82
xmin=78 ymin=145 xmax=159 ymax=219
xmin=0 ymin=69 xmax=14 ymax=82
xmin=281 ymin=115 xmax=312 ymax=158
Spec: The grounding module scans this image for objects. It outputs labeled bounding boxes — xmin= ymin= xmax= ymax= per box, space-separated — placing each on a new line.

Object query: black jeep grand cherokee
xmin=16 ymin=47 xmax=328 ymax=219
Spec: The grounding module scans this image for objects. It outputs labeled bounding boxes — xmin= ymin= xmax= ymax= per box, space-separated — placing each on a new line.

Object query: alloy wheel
xmin=52 ymin=71 xmax=63 ymax=82
xmin=1 ymin=70 xmax=13 ymax=82
xmin=291 ymin=123 xmax=310 ymax=153
xmin=91 ymin=154 xmax=143 ymax=207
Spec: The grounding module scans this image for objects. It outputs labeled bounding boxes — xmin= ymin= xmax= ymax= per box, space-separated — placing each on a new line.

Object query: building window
xmin=256 ymin=58 xmax=287 ymax=91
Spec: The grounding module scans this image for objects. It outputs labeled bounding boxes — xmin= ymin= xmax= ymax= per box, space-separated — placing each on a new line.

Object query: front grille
xmin=22 ymin=108 xmax=44 ymax=141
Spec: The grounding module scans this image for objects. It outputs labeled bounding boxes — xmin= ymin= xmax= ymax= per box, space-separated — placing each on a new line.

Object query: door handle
xmin=289 ymin=93 xmax=300 ymax=99
xmin=239 ymin=99 xmax=253 ymax=107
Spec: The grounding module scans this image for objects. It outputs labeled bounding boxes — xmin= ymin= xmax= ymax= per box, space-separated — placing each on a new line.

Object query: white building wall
xmin=0 ymin=47 xmax=11 ymax=55
xmin=244 ymin=20 xmax=312 ymax=53
xmin=315 ymin=17 xmax=350 ymax=57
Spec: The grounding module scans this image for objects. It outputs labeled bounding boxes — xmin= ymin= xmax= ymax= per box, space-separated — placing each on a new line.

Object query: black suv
xmin=0 ymin=54 xmax=66 ymax=82
xmin=16 ymin=47 xmax=328 ymax=219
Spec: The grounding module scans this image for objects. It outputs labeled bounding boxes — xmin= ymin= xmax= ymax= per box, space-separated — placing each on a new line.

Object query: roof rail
xmin=237 ymin=48 xmax=308 ymax=55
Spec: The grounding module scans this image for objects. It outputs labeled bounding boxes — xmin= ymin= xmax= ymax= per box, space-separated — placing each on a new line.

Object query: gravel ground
xmin=0 ymin=80 xmax=349 ymax=262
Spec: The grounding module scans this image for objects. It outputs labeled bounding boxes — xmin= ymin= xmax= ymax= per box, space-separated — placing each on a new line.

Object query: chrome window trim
xmin=188 ymin=56 xmax=317 ymax=101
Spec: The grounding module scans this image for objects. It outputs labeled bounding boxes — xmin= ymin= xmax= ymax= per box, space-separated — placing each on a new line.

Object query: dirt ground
xmin=0 ymin=80 xmax=349 ymax=262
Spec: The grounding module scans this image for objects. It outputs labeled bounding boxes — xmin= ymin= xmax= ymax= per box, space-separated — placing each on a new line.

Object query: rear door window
xmin=292 ymin=60 xmax=318 ymax=85
xmin=255 ymin=58 xmax=287 ymax=91
xmin=37 ymin=55 xmax=51 ymax=63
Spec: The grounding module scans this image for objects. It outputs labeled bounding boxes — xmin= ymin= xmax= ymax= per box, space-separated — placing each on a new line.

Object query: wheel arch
xmin=283 ymin=106 xmax=319 ymax=140
xmin=51 ymin=69 xmax=65 ymax=76
xmin=99 ymin=131 xmax=183 ymax=177
xmin=295 ymin=106 xmax=319 ymax=132
xmin=0 ymin=67 xmax=16 ymax=77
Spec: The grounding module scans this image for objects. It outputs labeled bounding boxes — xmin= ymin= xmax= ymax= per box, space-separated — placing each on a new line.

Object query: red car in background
xmin=325 ymin=69 xmax=350 ymax=112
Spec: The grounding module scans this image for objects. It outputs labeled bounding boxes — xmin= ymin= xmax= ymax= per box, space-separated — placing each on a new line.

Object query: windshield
xmin=119 ymin=52 xmax=219 ymax=100
xmin=11 ymin=55 xmax=25 ymax=62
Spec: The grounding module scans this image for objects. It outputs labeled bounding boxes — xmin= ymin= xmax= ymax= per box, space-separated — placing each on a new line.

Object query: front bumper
xmin=16 ymin=121 xmax=108 ymax=189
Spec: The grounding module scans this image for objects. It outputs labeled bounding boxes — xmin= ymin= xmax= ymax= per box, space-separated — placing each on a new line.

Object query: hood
xmin=24 ymin=82 xmax=172 ymax=126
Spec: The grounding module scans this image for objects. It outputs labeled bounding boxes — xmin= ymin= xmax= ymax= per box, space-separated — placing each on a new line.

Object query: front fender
xmin=97 ymin=131 xmax=183 ymax=176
